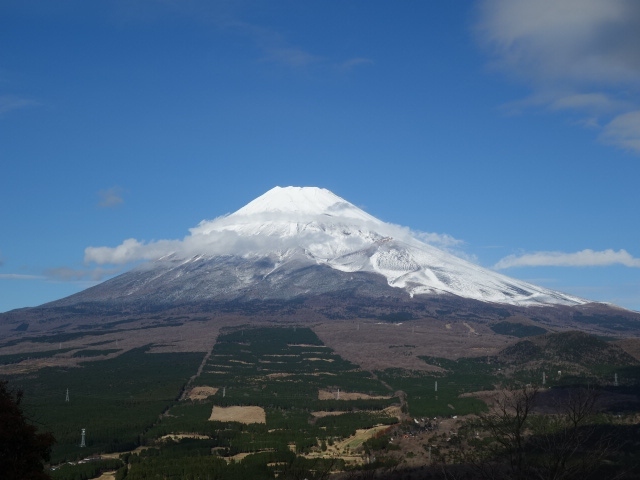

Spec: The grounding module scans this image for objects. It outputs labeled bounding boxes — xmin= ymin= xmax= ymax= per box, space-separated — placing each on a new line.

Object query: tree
xmin=525 ymin=387 xmax=618 ymax=480
xmin=442 ymin=385 xmax=624 ymax=480
xmin=466 ymin=385 xmax=538 ymax=480
xmin=0 ymin=380 xmax=55 ymax=480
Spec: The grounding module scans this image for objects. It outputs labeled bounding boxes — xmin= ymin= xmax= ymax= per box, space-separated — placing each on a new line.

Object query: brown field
xmin=318 ymin=389 xmax=393 ymax=401
xmin=209 ymin=406 xmax=266 ymax=424
xmin=267 ymin=372 xmax=292 ymax=378
xmin=336 ymin=425 xmax=392 ymax=451
xmin=616 ymin=338 xmax=640 ymax=361
xmin=383 ymin=405 xmax=403 ymax=420
xmin=94 ymin=472 xmax=116 ymax=480
xmin=312 ymin=405 xmax=402 ymax=421
xmin=186 ymin=386 xmax=218 ymax=400
xmin=311 ymin=410 xmax=348 ymax=418
xmin=313 ymin=318 xmax=509 ymax=370
xmin=302 ymin=424 xmax=397 ymax=466
xmin=160 ymin=433 xmax=210 ymax=441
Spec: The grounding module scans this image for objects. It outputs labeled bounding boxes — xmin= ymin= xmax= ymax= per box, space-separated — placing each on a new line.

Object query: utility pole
xmin=80 ymin=429 xmax=86 ymax=448
xmin=65 ymin=388 xmax=69 ymax=402
xmin=542 ymin=372 xmax=546 ymax=385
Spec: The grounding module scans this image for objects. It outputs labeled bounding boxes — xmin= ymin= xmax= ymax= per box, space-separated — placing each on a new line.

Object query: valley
xmin=3 ymin=317 xmax=640 ymax=479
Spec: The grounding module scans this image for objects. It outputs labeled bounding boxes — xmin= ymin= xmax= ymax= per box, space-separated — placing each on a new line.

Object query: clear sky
xmin=1 ymin=0 xmax=639 ymax=313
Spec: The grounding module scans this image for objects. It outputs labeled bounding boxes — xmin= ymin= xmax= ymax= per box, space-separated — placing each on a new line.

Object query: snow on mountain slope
xmin=177 ymin=186 xmax=585 ymax=307
xmin=233 ymin=186 xmax=380 ymax=222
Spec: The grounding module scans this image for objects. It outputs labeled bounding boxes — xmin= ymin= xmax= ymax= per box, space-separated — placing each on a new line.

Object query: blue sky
xmin=1 ymin=0 xmax=639 ymax=313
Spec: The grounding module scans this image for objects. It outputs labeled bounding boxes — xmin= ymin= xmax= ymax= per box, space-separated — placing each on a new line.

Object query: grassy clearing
xmin=209 ymin=405 xmax=266 ymax=424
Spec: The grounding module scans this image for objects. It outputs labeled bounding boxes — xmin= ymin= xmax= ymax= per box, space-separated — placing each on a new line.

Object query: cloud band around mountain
xmin=84 ymin=213 xmax=466 ymax=266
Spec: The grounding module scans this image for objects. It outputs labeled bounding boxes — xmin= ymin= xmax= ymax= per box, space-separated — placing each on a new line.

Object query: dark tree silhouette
xmin=441 ymin=386 xmax=626 ymax=480
xmin=0 ymin=380 xmax=55 ymax=480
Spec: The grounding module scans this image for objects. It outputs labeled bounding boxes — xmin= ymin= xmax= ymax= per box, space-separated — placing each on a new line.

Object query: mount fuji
xmin=3 ymin=186 xmax=640 ymax=337
xmin=48 ymin=186 xmax=585 ymax=309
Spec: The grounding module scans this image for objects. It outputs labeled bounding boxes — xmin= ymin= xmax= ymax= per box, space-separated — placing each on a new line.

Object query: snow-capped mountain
xmin=52 ymin=186 xmax=586 ymax=308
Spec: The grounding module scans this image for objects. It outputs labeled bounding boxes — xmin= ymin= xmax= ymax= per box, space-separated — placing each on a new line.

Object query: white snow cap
xmin=232 ymin=186 xmax=380 ymax=223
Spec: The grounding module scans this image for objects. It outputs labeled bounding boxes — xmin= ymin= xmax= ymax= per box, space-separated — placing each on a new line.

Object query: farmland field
xmin=3 ymin=324 xmax=639 ymax=479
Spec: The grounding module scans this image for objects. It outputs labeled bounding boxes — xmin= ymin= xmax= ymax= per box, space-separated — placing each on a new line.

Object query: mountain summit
xmin=232 ymin=186 xmax=378 ymax=220
xmin=53 ymin=186 xmax=585 ymax=309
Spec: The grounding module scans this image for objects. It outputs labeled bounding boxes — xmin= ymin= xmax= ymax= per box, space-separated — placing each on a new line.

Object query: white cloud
xmin=414 ymin=231 xmax=464 ymax=249
xmin=0 ymin=94 xmax=40 ymax=115
xmin=337 ymin=58 xmax=374 ymax=71
xmin=494 ymin=248 xmax=640 ymax=269
xmin=261 ymin=45 xmax=321 ymax=68
xmin=44 ymin=266 xmax=122 ymax=282
xmin=476 ymin=0 xmax=640 ymax=154
xmin=0 ymin=273 xmax=44 ymax=280
xmin=550 ymin=93 xmax=621 ymax=113
xmin=600 ymin=110 xmax=640 ymax=153
xmin=477 ymin=0 xmax=640 ymax=84
xmin=84 ymin=212 xmax=468 ymax=266
xmin=113 ymin=2 xmax=370 ymax=73
xmin=411 ymin=231 xmax=474 ymax=261
xmin=0 ymin=268 xmax=120 ymax=282
xmin=85 ymin=238 xmax=181 ymax=265
xmin=98 ymin=186 xmax=125 ymax=208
